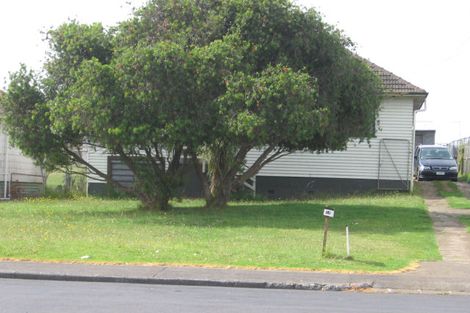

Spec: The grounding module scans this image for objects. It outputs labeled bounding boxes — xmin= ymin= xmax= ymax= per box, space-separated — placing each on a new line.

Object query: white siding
xmin=0 ymin=129 xmax=43 ymax=183
xmin=246 ymin=97 xmax=414 ymax=181
xmin=86 ymin=146 xmax=109 ymax=183
xmin=87 ymin=97 xmax=415 ymax=185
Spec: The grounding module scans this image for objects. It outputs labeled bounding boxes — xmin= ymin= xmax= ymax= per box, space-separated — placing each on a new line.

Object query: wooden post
xmin=322 ymin=207 xmax=334 ymax=257
xmin=322 ymin=216 xmax=330 ymax=256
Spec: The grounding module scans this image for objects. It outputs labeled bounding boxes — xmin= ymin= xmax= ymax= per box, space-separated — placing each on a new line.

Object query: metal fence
xmin=0 ymin=172 xmax=45 ymax=200
xmin=449 ymin=137 xmax=470 ymax=175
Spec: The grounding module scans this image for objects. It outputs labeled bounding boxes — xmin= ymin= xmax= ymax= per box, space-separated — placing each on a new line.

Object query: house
xmin=0 ymin=131 xmax=45 ymax=199
xmin=415 ymin=130 xmax=436 ymax=148
xmin=86 ymin=60 xmax=428 ymax=197
xmin=246 ymin=61 xmax=427 ymax=197
xmin=0 ymin=92 xmax=45 ymax=199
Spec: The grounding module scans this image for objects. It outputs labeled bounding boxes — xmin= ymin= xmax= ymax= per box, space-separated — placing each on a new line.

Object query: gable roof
xmin=367 ymin=61 xmax=427 ymax=95
xmin=362 ymin=58 xmax=428 ymax=109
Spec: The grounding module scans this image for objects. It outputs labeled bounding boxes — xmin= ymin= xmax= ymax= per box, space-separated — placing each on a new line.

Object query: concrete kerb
xmin=0 ymin=270 xmax=373 ymax=292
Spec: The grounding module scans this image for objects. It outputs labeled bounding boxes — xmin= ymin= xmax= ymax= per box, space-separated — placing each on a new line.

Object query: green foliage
xmin=434 ymin=181 xmax=470 ymax=209
xmin=459 ymin=173 xmax=470 ymax=183
xmin=45 ymin=171 xmax=87 ymax=199
xmin=218 ymin=65 xmax=321 ymax=145
xmin=457 ymin=144 xmax=465 ymax=175
xmin=44 ymin=22 xmax=113 ymax=96
xmin=0 ymin=66 xmax=73 ymax=172
xmin=460 ymin=216 xmax=470 ymax=233
xmin=1 ymin=0 xmax=383 ymax=210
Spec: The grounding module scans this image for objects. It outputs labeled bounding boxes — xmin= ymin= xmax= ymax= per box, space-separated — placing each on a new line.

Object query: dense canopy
xmin=0 ymin=0 xmax=382 ymax=209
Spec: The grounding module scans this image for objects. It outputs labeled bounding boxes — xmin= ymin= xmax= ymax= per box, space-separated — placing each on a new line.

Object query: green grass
xmin=434 ymin=181 xmax=470 ymax=209
xmin=0 ymin=194 xmax=440 ymax=272
xmin=46 ymin=172 xmax=65 ymax=189
xmin=45 ymin=171 xmax=87 ymax=197
xmin=459 ymin=173 xmax=470 ymax=183
xmin=460 ymin=216 xmax=470 ymax=233
xmin=459 ymin=216 xmax=470 ymax=233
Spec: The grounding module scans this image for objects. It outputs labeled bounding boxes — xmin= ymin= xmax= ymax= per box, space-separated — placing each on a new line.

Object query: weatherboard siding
xmin=245 ymin=97 xmax=414 ymax=181
xmin=86 ymin=146 xmax=109 ymax=183
xmin=86 ymin=97 xmax=415 ymax=187
xmin=0 ymin=130 xmax=43 ymax=183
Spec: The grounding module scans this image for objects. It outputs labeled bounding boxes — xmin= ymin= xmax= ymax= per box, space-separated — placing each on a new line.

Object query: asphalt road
xmin=1 ymin=279 xmax=470 ymax=313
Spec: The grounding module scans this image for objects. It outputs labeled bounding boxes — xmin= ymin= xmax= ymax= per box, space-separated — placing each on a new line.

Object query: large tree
xmin=1 ymin=0 xmax=382 ymax=210
xmin=1 ymin=23 xmax=196 ymax=210
xmin=124 ymin=0 xmax=383 ymax=207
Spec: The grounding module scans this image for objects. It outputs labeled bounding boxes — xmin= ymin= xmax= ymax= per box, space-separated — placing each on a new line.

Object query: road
xmin=0 ymin=279 xmax=469 ymax=313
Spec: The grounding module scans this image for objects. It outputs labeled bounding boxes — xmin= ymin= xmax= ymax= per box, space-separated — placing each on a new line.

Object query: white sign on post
xmin=323 ymin=208 xmax=335 ymax=218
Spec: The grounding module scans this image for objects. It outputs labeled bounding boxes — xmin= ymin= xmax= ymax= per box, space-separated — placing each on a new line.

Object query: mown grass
xmin=434 ymin=181 xmax=470 ymax=209
xmin=46 ymin=172 xmax=64 ymax=190
xmin=459 ymin=173 xmax=470 ymax=184
xmin=0 ymin=194 xmax=440 ymax=272
xmin=460 ymin=216 xmax=470 ymax=233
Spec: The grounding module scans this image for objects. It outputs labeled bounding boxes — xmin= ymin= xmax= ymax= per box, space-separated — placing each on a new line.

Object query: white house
xmin=0 ymin=90 xmax=44 ymax=199
xmin=0 ymin=126 xmax=44 ymax=199
xmin=86 ymin=60 xmax=428 ymax=197
xmin=244 ymin=62 xmax=427 ymax=197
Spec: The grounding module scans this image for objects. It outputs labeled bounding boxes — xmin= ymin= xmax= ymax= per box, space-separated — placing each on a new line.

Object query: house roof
xmin=362 ymin=58 xmax=428 ymax=109
xmin=366 ymin=61 xmax=427 ymax=95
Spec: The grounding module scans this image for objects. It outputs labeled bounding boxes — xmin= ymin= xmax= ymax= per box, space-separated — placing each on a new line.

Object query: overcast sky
xmin=1 ymin=0 xmax=469 ymax=143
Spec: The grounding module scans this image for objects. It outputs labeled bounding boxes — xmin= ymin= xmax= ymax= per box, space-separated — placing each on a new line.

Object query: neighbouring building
xmin=0 ymin=128 xmax=44 ymax=199
xmin=0 ymin=91 xmax=44 ymax=199
xmin=415 ymin=130 xmax=436 ymax=148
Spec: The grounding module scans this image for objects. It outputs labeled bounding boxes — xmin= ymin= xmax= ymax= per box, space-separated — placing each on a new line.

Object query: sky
xmin=1 ymin=0 xmax=469 ymax=144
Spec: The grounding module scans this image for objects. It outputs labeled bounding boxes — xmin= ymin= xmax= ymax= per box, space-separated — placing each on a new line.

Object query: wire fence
xmin=449 ymin=137 xmax=470 ymax=175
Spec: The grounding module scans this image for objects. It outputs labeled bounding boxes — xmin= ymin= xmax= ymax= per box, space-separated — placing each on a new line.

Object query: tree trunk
xmin=64 ymin=172 xmax=72 ymax=193
xmin=193 ymin=144 xmax=286 ymax=209
xmin=190 ymin=152 xmax=212 ymax=205
xmin=206 ymin=172 xmax=232 ymax=209
xmin=139 ymin=192 xmax=171 ymax=211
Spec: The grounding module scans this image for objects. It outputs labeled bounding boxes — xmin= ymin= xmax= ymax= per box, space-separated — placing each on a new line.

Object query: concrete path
xmin=420 ymin=181 xmax=470 ymax=262
xmin=369 ymin=181 xmax=470 ymax=293
xmin=1 ymin=182 xmax=470 ymax=294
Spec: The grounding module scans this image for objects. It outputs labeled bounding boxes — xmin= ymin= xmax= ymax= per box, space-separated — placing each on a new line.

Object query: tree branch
xmin=62 ymin=145 xmax=134 ymax=194
xmin=226 ymin=143 xmax=253 ymax=180
xmin=189 ymin=149 xmax=210 ymax=200
xmin=261 ymin=149 xmax=291 ymax=166
xmin=168 ymin=146 xmax=183 ymax=174
xmin=62 ymin=170 xmax=107 ymax=182
xmin=144 ymin=146 xmax=164 ymax=178
xmin=236 ymin=146 xmax=291 ymax=185
xmin=153 ymin=142 xmax=166 ymax=167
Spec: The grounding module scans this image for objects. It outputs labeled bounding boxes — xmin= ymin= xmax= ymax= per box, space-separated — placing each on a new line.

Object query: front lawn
xmin=434 ymin=181 xmax=470 ymax=209
xmin=0 ymin=194 xmax=440 ymax=272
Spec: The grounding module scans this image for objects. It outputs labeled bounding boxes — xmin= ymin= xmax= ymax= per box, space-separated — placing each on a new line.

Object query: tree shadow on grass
xmin=58 ymin=200 xmax=435 ymax=236
xmin=323 ymin=252 xmax=386 ymax=268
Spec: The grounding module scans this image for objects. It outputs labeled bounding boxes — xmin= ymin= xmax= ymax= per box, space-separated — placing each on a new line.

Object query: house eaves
xmin=362 ymin=59 xmax=428 ymax=110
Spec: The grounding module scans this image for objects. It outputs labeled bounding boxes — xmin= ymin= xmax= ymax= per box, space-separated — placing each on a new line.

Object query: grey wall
xmin=89 ymin=157 xmax=203 ymax=198
xmin=415 ymin=130 xmax=436 ymax=147
xmin=0 ymin=181 xmax=44 ymax=199
xmin=255 ymin=176 xmax=408 ymax=199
